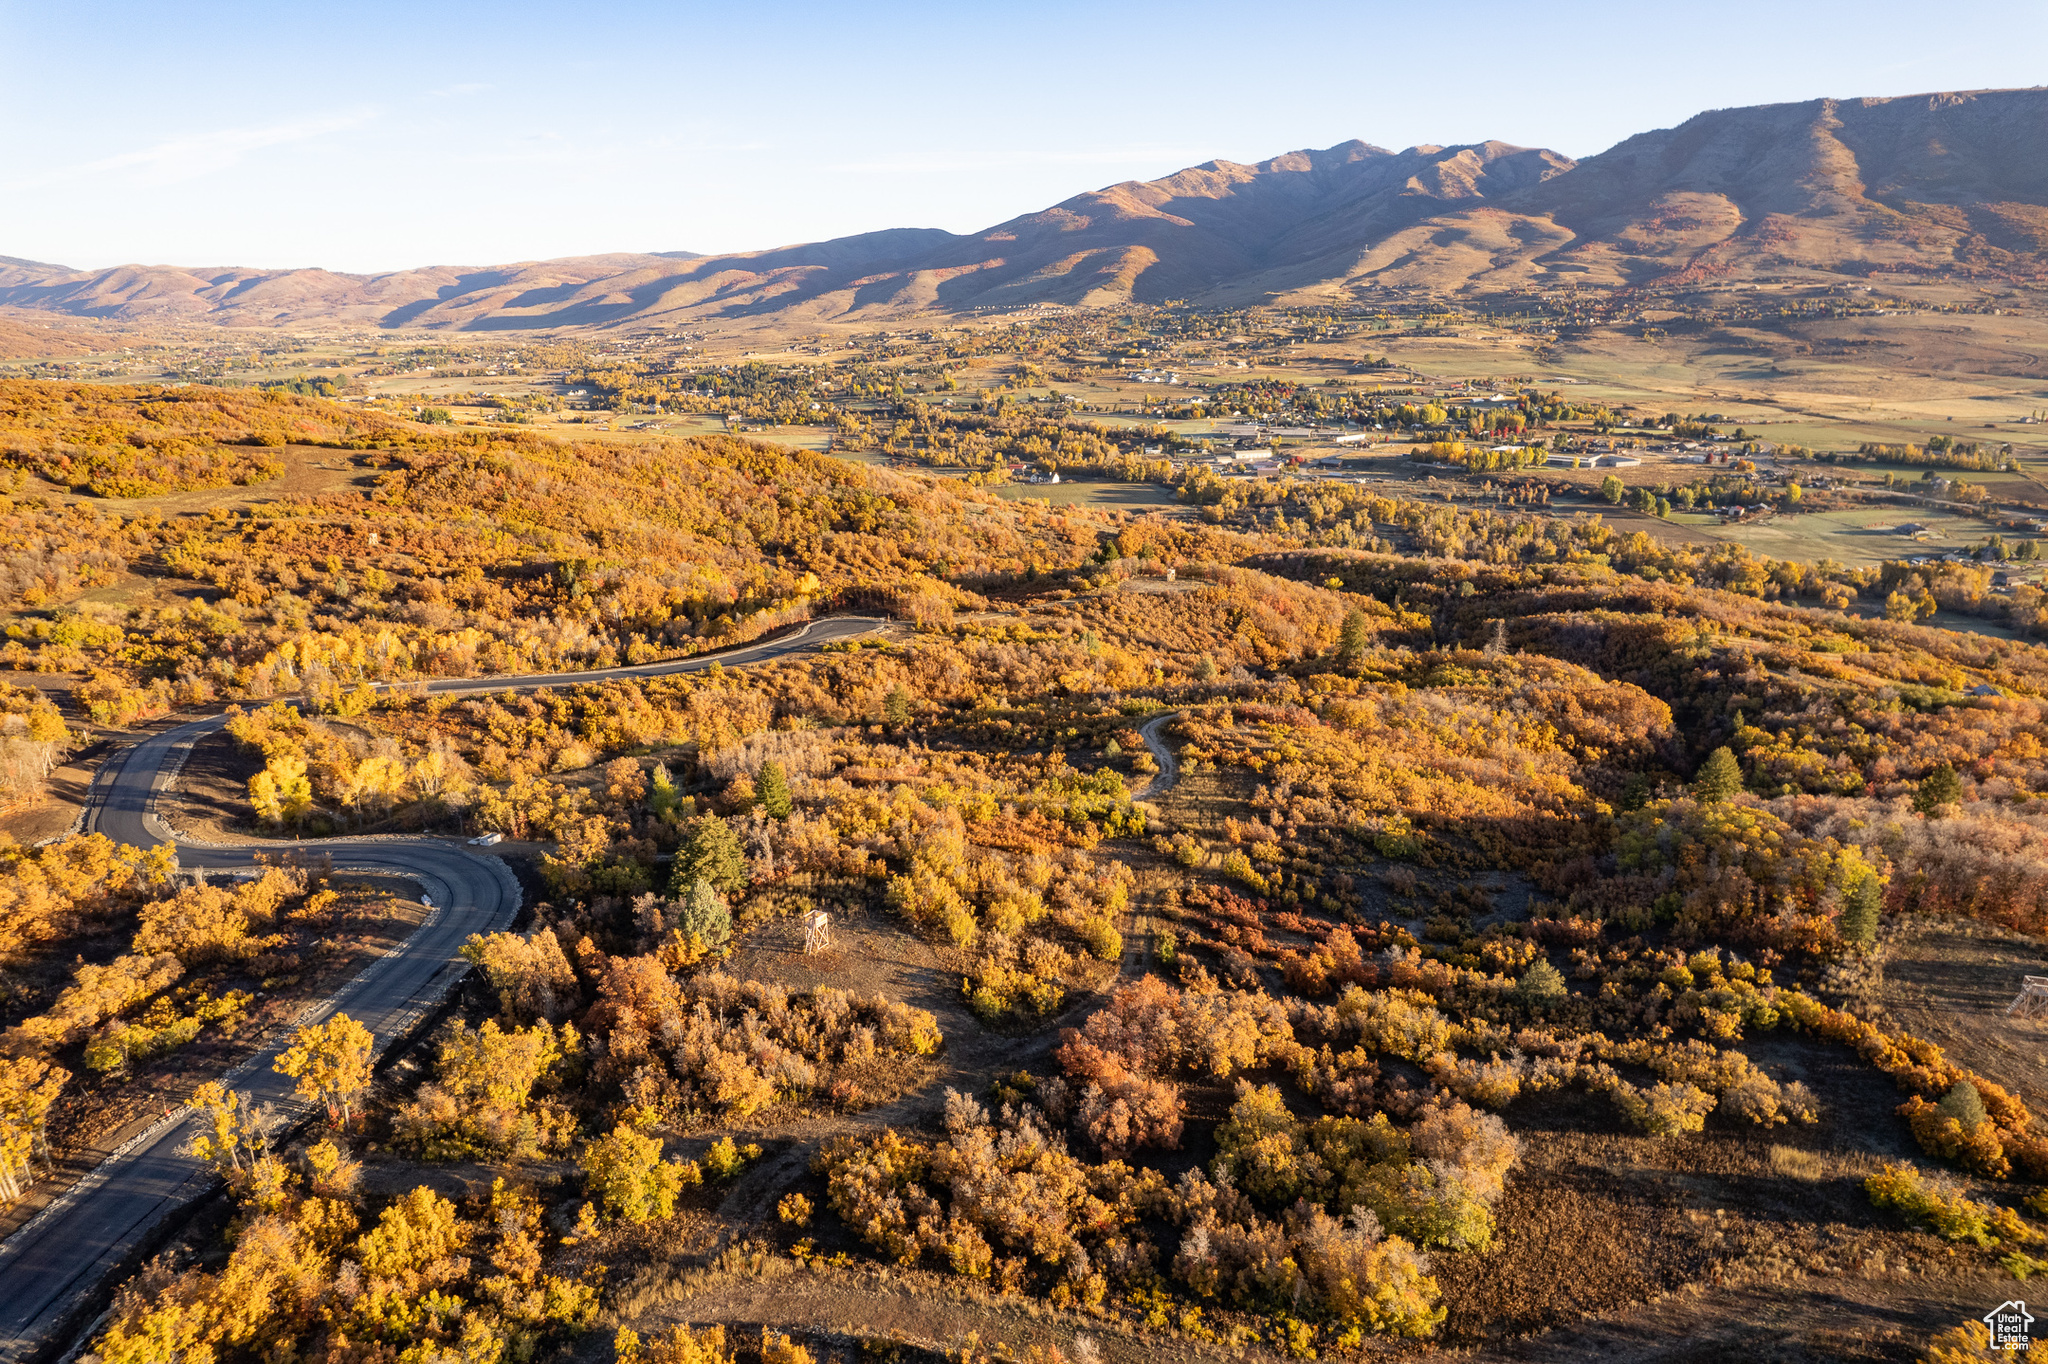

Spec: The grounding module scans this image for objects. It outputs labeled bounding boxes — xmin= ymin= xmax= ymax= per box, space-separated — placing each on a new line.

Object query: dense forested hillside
xmin=4 ymin=379 xmax=2047 ymax=1359
xmin=0 ymin=380 xmax=1260 ymax=722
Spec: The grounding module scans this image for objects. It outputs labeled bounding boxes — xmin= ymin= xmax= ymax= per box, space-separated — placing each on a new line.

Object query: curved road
xmin=0 ymin=615 xmax=888 ymax=1362
xmin=1133 ymin=709 xmax=1183 ymax=802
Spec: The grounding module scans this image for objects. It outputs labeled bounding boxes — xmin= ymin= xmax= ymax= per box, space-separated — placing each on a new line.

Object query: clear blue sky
xmin=3 ymin=0 xmax=2044 ymax=274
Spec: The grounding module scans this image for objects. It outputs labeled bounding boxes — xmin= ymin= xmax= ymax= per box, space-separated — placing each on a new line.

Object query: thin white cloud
xmin=14 ymin=110 xmax=379 ymax=189
xmin=429 ymin=83 xmax=493 ymax=98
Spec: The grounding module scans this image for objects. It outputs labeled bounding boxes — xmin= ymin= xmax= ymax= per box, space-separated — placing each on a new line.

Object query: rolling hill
xmin=3 ymin=86 xmax=2044 ymax=331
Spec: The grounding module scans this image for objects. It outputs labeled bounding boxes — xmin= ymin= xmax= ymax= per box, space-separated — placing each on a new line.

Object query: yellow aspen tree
xmin=409 ymin=747 xmax=446 ymax=796
xmin=578 ymin=1123 xmax=687 ymax=1222
xmin=275 ymin=1013 xmax=373 ymax=1126
xmin=135 ymin=842 xmax=180 ymax=890
xmin=354 ymin=1184 xmax=471 ymax=1290
xmin=356 ymin=754 xmax=409 ymax=813
xmin=26 ymin=700 xmax=69 ymax=776
xmin=249 ymin=753 xmax=312 ymax=826
xmin=305 ymin=1138 xmax=361 ymax=1197
xmin=92 ymin=1271 xmax=215 ymax=1364
xmin=187 ymin=1081 xmax=254 ymax=1175
xmin=247 ymin=770 xmax=283 ymax=826
xmin=0 ymin=1056 xmax=67 ymax=1204
xmin=615 ymin=1324 xmax=731 ymax=1364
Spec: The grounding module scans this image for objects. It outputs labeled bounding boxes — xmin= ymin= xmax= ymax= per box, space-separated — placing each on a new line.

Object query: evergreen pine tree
xmin=1937 ymin=1080 xmax=1988 ymax=1131
xmin=1840 ymin=876 xmax=1882 ymax=945
xmin=647 ymin=763 xmax=680 ymax=821
xmin=677 ymin=877 xmax=732 ymax=952
xmin=1338 ymin=608 xmax=1369 ymax=660
xmin=883 ymin=684 xmax=913 ymax=726
xmin=1914 ymin=763 xmax=1963 ymax=817
xmin=757 ymin=761 xmax=792 ymax=819
xmin=1693 ymin=746 xmax=1743 ymax=803
xmin=1516 ymin=959 xmax=1567 ymax=1007
xmin=672 ymin=816 xmax=747 ymax=896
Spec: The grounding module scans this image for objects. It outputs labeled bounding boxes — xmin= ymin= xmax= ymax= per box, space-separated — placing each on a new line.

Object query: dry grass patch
xmin=1768 ymin=1144 xmax=1828 ymax=1182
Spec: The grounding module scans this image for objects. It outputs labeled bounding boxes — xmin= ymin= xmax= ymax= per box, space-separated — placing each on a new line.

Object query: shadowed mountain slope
xmin=4 ymin=87 xmax=2043 ymax=330
xmin=1346 ymin=86 xmax=2048 ymax=293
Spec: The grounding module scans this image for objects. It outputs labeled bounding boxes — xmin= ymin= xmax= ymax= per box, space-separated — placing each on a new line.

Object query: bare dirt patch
xmin=1879 ymin=918 xmax=2048 ymax=1116
xmin=727 ymin=899 xmax=957 ymax=1022
xmin=1433 ymin=1074 xmax=1936 ymax=1350
xmin=159 ymin=723 xmax=267 ymax=841
xmin=720 ymin=901 xmax=962 ymax=1114
xmin=602 ymin=1262 xmax=1236 ymax=1364
xmin=1477 ymin=1264 xmax=2007 ymax=1364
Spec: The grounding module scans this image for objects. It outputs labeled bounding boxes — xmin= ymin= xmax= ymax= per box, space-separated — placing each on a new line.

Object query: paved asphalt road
xmin=0 ymin=615 xmax=887 ymax=1362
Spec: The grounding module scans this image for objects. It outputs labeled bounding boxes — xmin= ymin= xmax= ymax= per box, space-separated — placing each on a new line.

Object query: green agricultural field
xmin=744 ymin=423 xmax=836 ymax=451
xmin=1083 ymin=411 xmax=1211 ymax=431
xmin=993 ymin=478 xmax=1182 ymax=509
xmin=1668 ymin=504 xmax=1997 ymax=566
xmin=1805 ymin=460 xmax=2039 ymax=489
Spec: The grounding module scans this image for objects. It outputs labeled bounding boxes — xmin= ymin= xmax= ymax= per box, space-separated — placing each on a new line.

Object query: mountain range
xmin=5 ymin=87 xmax=2045 ymax=332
